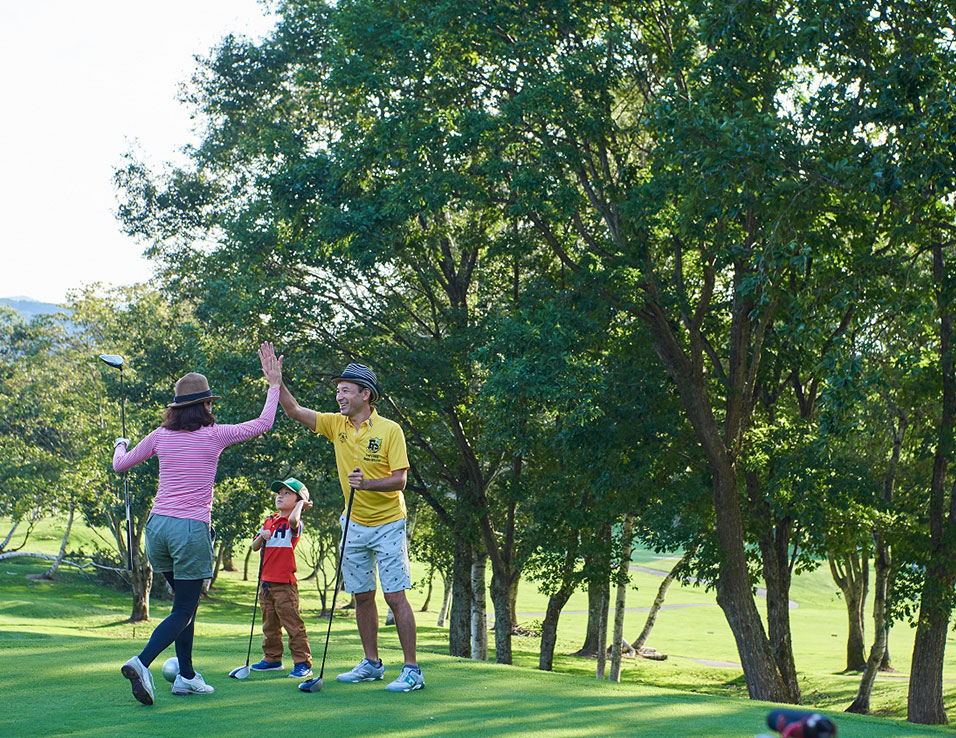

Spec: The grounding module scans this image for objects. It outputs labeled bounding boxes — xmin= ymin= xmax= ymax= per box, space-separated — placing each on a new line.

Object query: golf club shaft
xmin=319 ymin=485 xmax=356 ymax=679
xmin=246 ymin=551 xmax=265 ymax=667
xmin=120 ymin=368 xmax=132 ymax=571
xmin=123 ymin=475 xmax=132 ymax=570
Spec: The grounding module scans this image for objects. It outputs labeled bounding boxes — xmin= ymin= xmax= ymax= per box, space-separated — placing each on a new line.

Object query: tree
xmin=0 ymin=308 xmax=106 ymax=581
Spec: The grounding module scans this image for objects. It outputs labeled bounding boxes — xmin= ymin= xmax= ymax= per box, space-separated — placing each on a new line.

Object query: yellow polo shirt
xmin=314 ymin=409 xmax=409 ymax=527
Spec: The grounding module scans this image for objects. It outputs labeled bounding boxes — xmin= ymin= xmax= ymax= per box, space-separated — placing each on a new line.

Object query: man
xmin=270 ymin=351 xmax=423 ymax=693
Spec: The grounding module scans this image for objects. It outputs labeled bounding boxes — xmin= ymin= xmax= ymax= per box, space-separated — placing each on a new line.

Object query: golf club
xmin=99 ymin=354 xmax=132 ymax=571
xmin=299 ymin=482 xmax=357 ymax=693
xmin=229 ymin=548 xmax=265 ymax=679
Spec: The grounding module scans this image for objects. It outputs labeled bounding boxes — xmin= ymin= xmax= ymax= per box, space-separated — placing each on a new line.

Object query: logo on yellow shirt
xmin=368 ymin=438 xmax=382 ymax=452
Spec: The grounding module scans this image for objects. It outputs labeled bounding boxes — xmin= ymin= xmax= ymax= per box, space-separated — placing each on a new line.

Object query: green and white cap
xmin=270 ymin=477 xmax=309 ymax=502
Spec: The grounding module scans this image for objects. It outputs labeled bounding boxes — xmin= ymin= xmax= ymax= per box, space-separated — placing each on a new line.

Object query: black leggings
xmin=138 ymin=574 xmax=202 ymax=680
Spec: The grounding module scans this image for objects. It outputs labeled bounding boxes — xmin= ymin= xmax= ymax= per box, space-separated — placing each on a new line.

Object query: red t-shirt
xmin=259 ymin=513 xmax=301 ymax=584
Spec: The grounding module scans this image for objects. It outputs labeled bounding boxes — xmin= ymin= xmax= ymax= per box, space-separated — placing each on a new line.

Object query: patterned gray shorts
xmin=339 ymin=515 xmax=411 ymax=594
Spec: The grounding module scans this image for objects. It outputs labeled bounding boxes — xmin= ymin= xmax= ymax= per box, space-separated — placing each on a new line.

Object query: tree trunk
xmin=847 ymin=536 xmax=894 ymax=713
xmin=0 ymin=515 xmax=36 ymax=553
xmin=437 ymin=571 xmax=452 ymax=626
xmin=489 ymin=573 xmax=513 ymax=664
xmin=471 ymin=550 xmax=488 ymax=661
xmin=449 ymin=537 xmax=473 ymax=657
xmin=828 ymin=551 xmax=868 ymax=672
xmin=42 ymin=501 xmax=74 ymax=579
xmin=221 ymin=542 xmax=236 ymax=572
xmin=759 ymin=521 xmax=801 ymax=703
xmin=576 ymin=576 xmax=608 ymax=657
xmin=639 ymin=269 xmax=791 ymax=703
xmin=908 ymin=243 xmax=956 ymax=726
xmin=129 ymin=555 xmax=152 ymax=622
xmin=0 ymin=520 xmax=19 ymax=552
xmin=749 ymin=468 xmax=802 ymax=704
xmin=474 ymin=481 xmax=519 ymax=665
xmin=539 ymin=588 xmax=573 ymax=671
xmin=609 ymin=515 xmax=633 ymax=682
xmin=314 ymin=559 xmax=328 ymax=616
xmin=710 ymin=466 xmax=790 ymax=701
xmin=209 ymin=544 xmax=224 ymax=587
xmin=539 ymin=545 xmax=578 ymax=671
xmin=595 ymin=584 xmax=609 ymax=680
xmin=848 ymin=405 xmax=904 ymax=714
xmin=879 ymin=639 xmax=892 ymax=671
xmin=421 ymin=564 xmax=434 ymax=611
xmin=909 ymin=591 xmax=953 ymax=725
xmin=243 ymin=544 xmax=253 ymax=580
xmin=509 ymin=571 xmax=521 ymax=630
xmin=631 ymin=544 xmax=699 ymax=651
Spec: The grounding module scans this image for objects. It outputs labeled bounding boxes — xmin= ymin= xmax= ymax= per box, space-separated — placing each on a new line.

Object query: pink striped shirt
xmin=112 ymin=386 xmax=280 ymax=524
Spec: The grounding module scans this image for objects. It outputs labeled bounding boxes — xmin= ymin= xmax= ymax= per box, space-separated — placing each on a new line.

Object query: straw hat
xmin=166 ymin=372 xmax=222 ymax=408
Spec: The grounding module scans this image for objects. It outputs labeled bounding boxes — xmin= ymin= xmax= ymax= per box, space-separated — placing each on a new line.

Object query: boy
xmin=250 ymin=477 xmax=314 ymax=679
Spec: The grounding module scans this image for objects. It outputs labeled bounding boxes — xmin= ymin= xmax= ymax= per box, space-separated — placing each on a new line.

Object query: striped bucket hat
xmin=332 ymin=363 xmax=381 ymax=403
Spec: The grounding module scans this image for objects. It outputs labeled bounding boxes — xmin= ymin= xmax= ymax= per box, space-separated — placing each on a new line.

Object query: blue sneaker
xmin=385 ymin=665 xmax=424 ymax=692
xmin=250 ymin=660 xmax=283 ymax=671
xmin=289 ymin=663 xmax=313 ymax=679
xmin=336 ymin=658 xmax=385 ymax=682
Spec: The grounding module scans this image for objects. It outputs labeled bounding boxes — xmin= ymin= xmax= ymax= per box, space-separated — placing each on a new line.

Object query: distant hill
xmin=0 ymin=296 xmax=72 ymax=321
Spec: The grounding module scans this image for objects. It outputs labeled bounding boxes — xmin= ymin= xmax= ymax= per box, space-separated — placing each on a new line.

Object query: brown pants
xmin=260 ymin=581 xmax=311 ymax=666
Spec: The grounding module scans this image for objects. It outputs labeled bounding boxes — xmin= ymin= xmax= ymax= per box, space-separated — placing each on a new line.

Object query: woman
xmin=113 ymin=341 xmax=283 ymax=705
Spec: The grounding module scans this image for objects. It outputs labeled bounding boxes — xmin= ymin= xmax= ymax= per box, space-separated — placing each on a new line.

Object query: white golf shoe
xmin=385 ymin=665 xmax=424 ymax=692
xmin=336 ymin=657 xmax=385 ymax=682
xmin=172 ymin=671 xmax=215 ymax=695
xmin=121 ymin=656 xmax=155 ymax=706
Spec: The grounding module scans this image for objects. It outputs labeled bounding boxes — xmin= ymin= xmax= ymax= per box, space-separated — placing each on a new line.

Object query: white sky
xmin=0 ymin=0 xmax=277 ymax=304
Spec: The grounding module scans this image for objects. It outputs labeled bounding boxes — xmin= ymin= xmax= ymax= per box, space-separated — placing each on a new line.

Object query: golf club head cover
xmin=766 ymin=709 xmax=837 ymax=738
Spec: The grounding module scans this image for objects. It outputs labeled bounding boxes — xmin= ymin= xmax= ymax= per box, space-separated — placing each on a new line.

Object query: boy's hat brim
xmin=270 ymin=477 xmax=310 ymax=503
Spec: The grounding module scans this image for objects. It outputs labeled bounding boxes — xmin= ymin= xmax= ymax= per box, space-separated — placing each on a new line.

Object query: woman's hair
xmin=162 ymin=403 xmax=216 ymax=432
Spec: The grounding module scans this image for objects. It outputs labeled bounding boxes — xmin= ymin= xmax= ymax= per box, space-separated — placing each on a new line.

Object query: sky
xmin=0 ymin=0 xmax=277 ymax=304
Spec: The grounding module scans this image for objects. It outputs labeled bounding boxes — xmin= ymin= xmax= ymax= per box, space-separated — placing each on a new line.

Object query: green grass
xmin=1 ymin=517 xmax=954 ymax=737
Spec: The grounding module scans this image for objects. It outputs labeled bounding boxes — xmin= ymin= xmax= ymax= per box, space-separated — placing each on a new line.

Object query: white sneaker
xmin=336 ymin=658 xmax=385 ymax=683
xmin=121 ymin=656 xmax=155 ymax=705
xmin=385 ymin=665 xmax=424 ymax=692
xmin=172 ymin=671 xmax=215 ymax=695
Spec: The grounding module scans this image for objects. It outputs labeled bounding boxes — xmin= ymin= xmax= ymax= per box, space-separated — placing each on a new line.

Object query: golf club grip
xmin=319 ymin=485 xmax=357 ymax=678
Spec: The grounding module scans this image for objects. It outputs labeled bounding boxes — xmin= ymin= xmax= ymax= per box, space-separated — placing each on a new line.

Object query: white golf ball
xmin=162 ymin=656 xmax=180 ymax=683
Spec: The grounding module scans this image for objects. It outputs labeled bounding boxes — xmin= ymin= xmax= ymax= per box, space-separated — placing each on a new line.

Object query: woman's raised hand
xmin=258 ymin=341 xmax=284 ymax=387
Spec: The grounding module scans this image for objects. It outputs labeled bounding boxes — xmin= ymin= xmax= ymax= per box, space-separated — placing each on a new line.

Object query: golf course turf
xmin=1 ymin=521 xmax=954 ymax=738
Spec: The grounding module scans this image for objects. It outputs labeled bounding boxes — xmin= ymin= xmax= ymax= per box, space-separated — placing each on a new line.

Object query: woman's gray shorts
xmin=339 ymin=515 xmax=411 ymax=594
xmin=144 ymin=513 xmax=214 ymax=580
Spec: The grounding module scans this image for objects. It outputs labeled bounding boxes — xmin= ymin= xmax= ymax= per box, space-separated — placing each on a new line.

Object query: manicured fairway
xmin=0 ymin=552 xmax=952 ymax=738
xmin=1 ymin=628 xmax=951 ymax=738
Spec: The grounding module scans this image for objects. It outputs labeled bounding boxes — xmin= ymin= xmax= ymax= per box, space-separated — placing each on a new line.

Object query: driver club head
xmin=229 ymin=665 xmax=251 ymax=679
xmin=99 ymin=354 xmax=125 ymax=369
xmin=298 ymin=676 xmax=323 ymax=693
